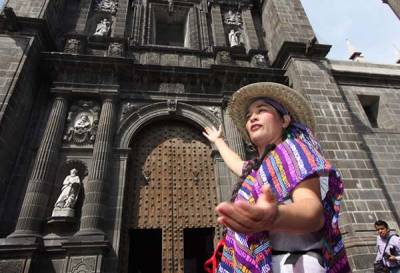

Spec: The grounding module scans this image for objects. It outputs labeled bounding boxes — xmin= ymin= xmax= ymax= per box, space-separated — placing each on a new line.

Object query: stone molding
xmin=117 ymin=101 xmax=221 ymax=149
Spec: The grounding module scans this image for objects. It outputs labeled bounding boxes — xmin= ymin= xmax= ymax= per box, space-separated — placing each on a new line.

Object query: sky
xmin=300 ymin=0 xmax=400 ymax=64
xmin=1 ymin=0 xmax=400 ymax=64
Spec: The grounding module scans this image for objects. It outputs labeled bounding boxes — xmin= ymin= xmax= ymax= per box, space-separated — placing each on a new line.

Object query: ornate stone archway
xmin=115 ymin=101 xmax=223 ymax=273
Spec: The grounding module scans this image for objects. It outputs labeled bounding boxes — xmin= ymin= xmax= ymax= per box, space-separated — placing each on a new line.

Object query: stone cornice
xmin=272 ymin=41 xmax=331 ymax=69
xmin=331 ymin=70 xmax=400 ymax=87
xmin=0 ymin=10 xmax=55 ymax=50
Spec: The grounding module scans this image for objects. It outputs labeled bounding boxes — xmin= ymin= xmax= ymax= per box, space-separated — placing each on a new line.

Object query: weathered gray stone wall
xmin=261 ymin=0 xmax=315 ymax=63
xmin=0 ymin=35 xmax=42 ymax=236
xmin=285 ymin=58 xmax=399 ymax=272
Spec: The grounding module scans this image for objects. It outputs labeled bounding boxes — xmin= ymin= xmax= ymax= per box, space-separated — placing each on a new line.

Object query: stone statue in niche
xmin=93 ymin=18 xmax=111 ymax=36
xmin=228 ymin=29 xmax=241 ymax=47
xmin=63 ymin=101 xmax=100 ymax=145
xmin=54 ymin=169 xmax=81 ymax=209
xmin=95 ymin=0 xmax=118 ymax=14
xmin=224 ymin=10 xmax=242 ymax=26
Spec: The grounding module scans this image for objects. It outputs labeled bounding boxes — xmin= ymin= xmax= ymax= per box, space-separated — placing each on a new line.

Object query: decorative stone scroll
xmin=209 ymin=106 xmax=222 ymax=119
xmin=95 ymin=0 xmax=118 ymax=14
xmin=63 ymin=101 xmax=100 ymax=145
xmin=167 ymin=99 xmax=178 ymax=114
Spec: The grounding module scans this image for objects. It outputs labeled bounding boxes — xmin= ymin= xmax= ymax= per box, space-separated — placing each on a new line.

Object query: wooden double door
xmin=129 ymin=120 xmax=219 ymax=273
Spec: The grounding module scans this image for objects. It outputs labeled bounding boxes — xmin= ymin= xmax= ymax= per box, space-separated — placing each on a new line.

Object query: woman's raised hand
xmin=203 ymin=125 xmax=223 ymax=143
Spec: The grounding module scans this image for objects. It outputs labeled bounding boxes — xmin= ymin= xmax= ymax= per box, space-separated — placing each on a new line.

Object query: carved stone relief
xmin=95 ymin=0 xmax=118 ymax=14
xmin=0 ymin=260 xmax=25 ymax=273
xmin=209 ymin=106 xmax=221 ymax=119
xmin=223 ymin=10 xmax=242 ymax=26
xmin=121 ymin=102 xmax=139 ymax=120
xmin=68 ymin=256 xmax=97 ymax=273
xmin=159 ymin=83 xmax=185 ymax=93
xmin=64 ymin=38 xmax=81 ymax=54
xmin=167 ymin=99 xmax=178 ymax=113
xmin=108 ymin=42 xmax=124 ymax=57
xmin=215 ymin=50 xmax=232 ymax=65
xmin=63 ymin=101 xmax=100 ymax=145
xmin=251 ymin=54 xmax=268 ymax=67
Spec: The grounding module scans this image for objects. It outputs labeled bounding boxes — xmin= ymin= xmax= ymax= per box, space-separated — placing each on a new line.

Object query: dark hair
xmin=375 ymin=220 xmax=389 ymax=229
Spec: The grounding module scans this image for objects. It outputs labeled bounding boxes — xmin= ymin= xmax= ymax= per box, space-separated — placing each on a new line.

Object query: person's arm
xmin=215 ymin=177 xmax=324 ymax=234
xmin=388 ymin=236 xmax=400 ymax=261
xmin=203 ymin=126 xmax=244 ymax=176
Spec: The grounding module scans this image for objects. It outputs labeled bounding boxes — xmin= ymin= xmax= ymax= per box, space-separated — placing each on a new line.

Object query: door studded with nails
xmin=128 ymin=120 xmax=218 ymax=273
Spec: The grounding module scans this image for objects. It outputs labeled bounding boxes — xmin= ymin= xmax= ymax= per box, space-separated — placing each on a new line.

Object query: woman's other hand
xmin=203 ymin=125 xmax=223 ymax=143
xmin=215 ymin=185 xmax=278 ymax=234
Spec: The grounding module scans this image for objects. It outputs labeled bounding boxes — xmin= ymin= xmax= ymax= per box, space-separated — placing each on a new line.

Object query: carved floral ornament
xmin=95 ymin=0 xmax=118 ymax=14
xmin=63 ymin=101 xmax=100 ymax=145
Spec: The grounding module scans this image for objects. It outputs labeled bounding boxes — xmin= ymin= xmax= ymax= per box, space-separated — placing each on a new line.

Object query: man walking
xmin=375 ymin=220 xmax=400 ymax=273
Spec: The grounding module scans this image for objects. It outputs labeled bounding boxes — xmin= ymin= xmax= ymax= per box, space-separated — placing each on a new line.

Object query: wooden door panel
xmin=130 ymin=120 xmax=218 ymax=273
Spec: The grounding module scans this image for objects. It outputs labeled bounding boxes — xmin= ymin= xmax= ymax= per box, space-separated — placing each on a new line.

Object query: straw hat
xmin=227 ymin=82 xmax=315 ymax=142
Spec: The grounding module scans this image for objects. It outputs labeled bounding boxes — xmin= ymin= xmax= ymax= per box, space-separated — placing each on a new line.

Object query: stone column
xmin=9 ymin=96 xmax=68 ymax=238
xmin=222 ymin=108 xmax=246 ymax=192
xmin=241 ymin=8 xmax=260 ymax=52
xmin=76 ymin=98 xmax=116 ymax=237
xmin=223 ymin=109 xmax=246 ymax=159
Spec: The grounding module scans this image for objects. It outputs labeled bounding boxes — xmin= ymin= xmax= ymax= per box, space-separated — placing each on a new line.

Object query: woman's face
xmin=245 ymin=99 xmax=290 ymax=153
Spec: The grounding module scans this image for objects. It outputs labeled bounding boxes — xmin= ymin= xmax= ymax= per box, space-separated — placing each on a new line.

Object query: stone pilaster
xmin=210 ymin=4 xmax=227 ymax=47
xmin=113 ymin=0 xmax=129 ymax=37
xmin=223 ymin=108 xmax=246 ymax=192
xmin=9 ymin=96 xmax=68 ymax=238
xmin=241 ymin=8 xmax=260 ymax=52
xmin=130 ymin=1 xmax=143 ymax=46
xmin=76 ymin=98 xmax=116 ymax=236
xmin=75 ymin=0 xmax=92 ymax=33
xmin=199 ymin=6 xmax=211 ymax=52
xmin=223 ymin=109 xmax=246 ymax=159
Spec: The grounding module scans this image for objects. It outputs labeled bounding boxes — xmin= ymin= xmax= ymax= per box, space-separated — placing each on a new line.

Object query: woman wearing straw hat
xmin=203 ymin=82 xmax=350 ymax=273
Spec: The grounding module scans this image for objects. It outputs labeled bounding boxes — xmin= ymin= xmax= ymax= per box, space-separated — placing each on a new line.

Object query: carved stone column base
xmin=61 ymin=239 xmax=110 ymax=273
xmin=51 ymin=208 xmax=75 ymax=218
xmin=0 ymin=237 xmax=41 ymax=273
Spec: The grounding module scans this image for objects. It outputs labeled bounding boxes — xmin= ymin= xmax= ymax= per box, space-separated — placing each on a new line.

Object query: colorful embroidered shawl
xmin=217 ymin=136 xmax=351 ymax=273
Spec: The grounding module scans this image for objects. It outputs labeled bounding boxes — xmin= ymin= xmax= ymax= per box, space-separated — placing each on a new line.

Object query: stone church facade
xmin=0 ymin=0 xmax=399 ymax=272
